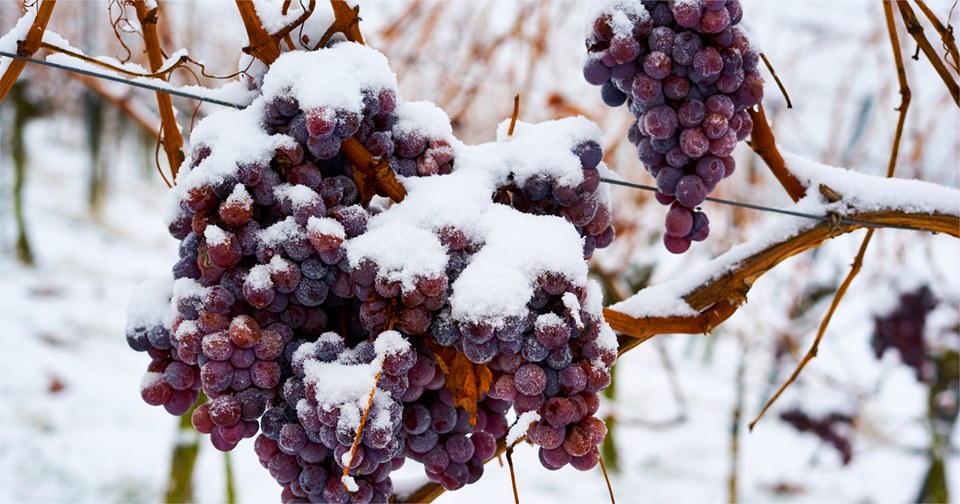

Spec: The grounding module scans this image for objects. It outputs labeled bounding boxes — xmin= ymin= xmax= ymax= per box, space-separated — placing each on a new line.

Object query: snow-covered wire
xmin=0 ymin=50 xmax=243 ymax=109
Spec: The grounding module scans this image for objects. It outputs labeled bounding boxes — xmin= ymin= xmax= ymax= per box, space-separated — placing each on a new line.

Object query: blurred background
xmin=0 ymin=0 xmax=958 ymax=502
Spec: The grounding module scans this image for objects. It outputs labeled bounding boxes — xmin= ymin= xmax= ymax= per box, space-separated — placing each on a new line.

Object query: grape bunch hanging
xmin=126 ymin=42 xmax=618 ymax=503
xmin=583 ymin=0 xmax=764 ymax=253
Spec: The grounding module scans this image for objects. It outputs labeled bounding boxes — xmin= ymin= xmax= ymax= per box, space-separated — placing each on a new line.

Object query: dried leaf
xmin=431 ymin=345 xmax=492 ymax=425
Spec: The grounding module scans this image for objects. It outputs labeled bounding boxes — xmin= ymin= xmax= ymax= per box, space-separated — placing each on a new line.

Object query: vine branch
xmin=133 ymin=0 xmax=185 ymax=179
xmin=608 ymin=209 xmax=958 ymax=345
xmin=747 ymin=106 xmax=807 ymax=202
xmin=0 ymin=0 xmax=57 ymax=103
xmin=913 ymin=0 xmax=960 ymax=72
xmin=895 ymin=0 xmax=960 ymax=105
xmin=746 ymin=0 xmax=918 ymax=431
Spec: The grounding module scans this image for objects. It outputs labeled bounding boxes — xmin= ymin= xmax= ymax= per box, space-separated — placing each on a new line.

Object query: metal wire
xmin=0 ymin=50 xmax=947 ymax=234
xmin=0 ymin=50 xmax=243 ymax=109
xmin=599 ymin=178 xmax=929 ymax=232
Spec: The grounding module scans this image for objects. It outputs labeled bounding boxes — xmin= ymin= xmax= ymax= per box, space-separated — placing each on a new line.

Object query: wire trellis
xmin=0 ymin=50 xmax=945 ymax=234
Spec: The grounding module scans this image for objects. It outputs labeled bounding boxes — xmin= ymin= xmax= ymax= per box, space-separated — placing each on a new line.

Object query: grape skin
xmin=583 ymin=0 xmax=764 ymax=253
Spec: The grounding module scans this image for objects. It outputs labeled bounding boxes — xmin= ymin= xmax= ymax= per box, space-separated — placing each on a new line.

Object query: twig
xmin=748 ymin=230 xmax=873 ymax=430
xmin=728 ymin=343 xmax=746 ymax=503
xmin=747 ymin=106 xmax=807 ymax=202
xmin=235 ymin=0 xmax=282 ymax=65
xmin=505 ymin=446 xmax=519 ymax=504
xmin=508 ymin=93 xmax=520 ymax=136
xmin=37 ymin=40 xmax=249 ymax=81
xmin=343 ymin=371 xmax=381 ymax=490
xmin=759 ymin=53 xmax=793 ymax=108
xmin=316 ymin=0 xmax=364 ymax=48
xmin=0 ymin=0 xmax=57 ymax=103
xmin=913 ymin=0 xmax=960 ymax=73
xmin=747 ymin=0 xmax=915 ymax=431
xmin=274 ymin=0 xmax=316 ymax=42
xmin=598 ymin=454 xmax=616 ymax=504
xmin=133 ymin=0 xmax=185 ymax=180
xmin=894 ymin=0 xmax=960 ymax=105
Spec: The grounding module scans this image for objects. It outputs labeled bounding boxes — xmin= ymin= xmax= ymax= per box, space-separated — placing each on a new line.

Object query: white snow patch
xmin=507 ymin=411 xmax=541 ymax=447
xmin=126 ymin=274 xmax=174 ymax=332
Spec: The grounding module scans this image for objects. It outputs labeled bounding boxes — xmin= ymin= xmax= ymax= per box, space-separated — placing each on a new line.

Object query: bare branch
xmin=747 ymin=0 xmax=917 ymax=430
xmin=235 ymin=0 xmax=282 ymax=65
xmin=747 ymin=106 xmax=807 ymax=202
xmin=895 ymin=0 xmax=960 ymax=105
xmin=608 ymin=209 xmax=958 ymax=347
xmin=0 ymin=0 xmax=57 ymax=103
xmin=913 ymin=0 xmax=960 ymax=73
xmin=133 ymin=0 xmax=185 ymax=180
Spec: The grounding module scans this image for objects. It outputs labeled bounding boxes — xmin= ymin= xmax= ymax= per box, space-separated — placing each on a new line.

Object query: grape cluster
xmin=126 ymin=279 xmax=202 ymax=417
xmin=402 ymin=391 xmax=507 ymax=490
xmin=496 ymin=140 xmax=615 ymax=259
xmin=779 ymin=409 xmax=854 ymax=465
xmin=583 ymin=0 xmax=763 ymax=253
xmin=128 ymin=331 xmax=202 ymax=417
xmin=431 ymin=272 xmax=616 ymax=470
xmin=872 ymin=286 xmax=938 ymax=381
xmin=127 ymin=43 xmax=620 ymax=503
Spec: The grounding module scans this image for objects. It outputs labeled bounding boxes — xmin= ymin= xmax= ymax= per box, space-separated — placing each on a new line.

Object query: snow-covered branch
xmin=607 ymin=154 xmax=960 ymax=347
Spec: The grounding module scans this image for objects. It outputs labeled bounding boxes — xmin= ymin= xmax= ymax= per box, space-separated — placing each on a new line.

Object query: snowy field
xmin=1 ymin=1 xmax=958 ymax=503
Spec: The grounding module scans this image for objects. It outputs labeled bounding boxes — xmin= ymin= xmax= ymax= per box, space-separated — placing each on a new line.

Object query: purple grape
xmin=665 ymin=206 xmax=694 ymax=237
xmin=656 ymin=166 xmax=684 ymax=196
xmin=643 ymin=105 xmax=679 ymax=139
xmin=675 ymin=175 xmax=708 ymax=208
xmin=583 ymin=58 xmax=611 ymax=86
xmin=678 ymin=99 xmax=706 ymax=127
xmin=663 ymin=234 xmax=692 ymax=254
xmin=692 ymin=47 xmax=723 ymax=80
xmin=695 ymin=156 xmax=725 ymax=186
xmin=679 ymin=127 xmax=709 ymax=158
xmin=643 ymin=51 xmax=673 ymax=80
xmin=609 ymin=36 xmax=641 ymax=64
xmin=673 ymin=2 xmax=702 ymax=28
xmin=600 ymin=81 xmax=627 ymax=107
xmin=649 ymin=26 xmax=675 ymax=53
xmin=632 ymin=74 xmax=663 ymax=103
xmin=701 ymin=6 xmax=731 ymax=33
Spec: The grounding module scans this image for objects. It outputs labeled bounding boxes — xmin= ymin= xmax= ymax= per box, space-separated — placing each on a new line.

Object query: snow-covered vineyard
xmin=1 ymin=1 xmax=957 ymax=503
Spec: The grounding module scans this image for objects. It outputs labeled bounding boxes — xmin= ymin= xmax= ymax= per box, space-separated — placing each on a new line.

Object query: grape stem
xmin=746 ymin=106 xmax=806 ymax=202
xmin=505 ymin=446 xmax=520 ymax=504
xmin=598 ymin=453 xmax=616 ymax=504
xmin=507 ymin=94 xmax=520 ymax=137
xmin=133 ymin=0 xmax=186 ymax=182
xmin=341 ymin=138 xmax=407 ymax=203
xmin=343 ymin=370 xmax=382 ymax=490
